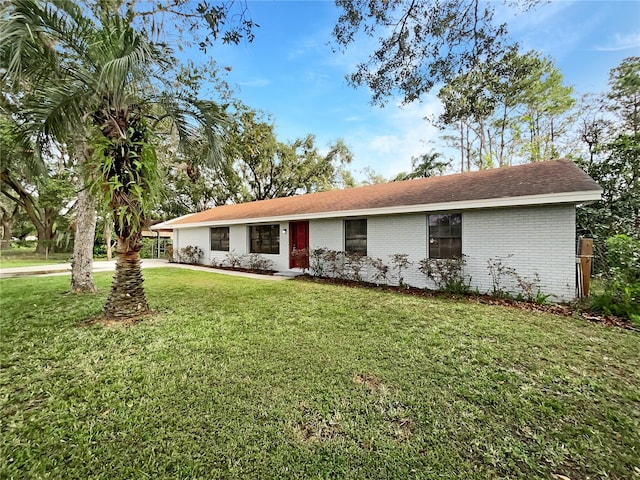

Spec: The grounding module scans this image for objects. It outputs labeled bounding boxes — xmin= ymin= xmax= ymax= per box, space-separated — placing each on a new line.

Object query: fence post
xmin=578 ymin=238 xmax=593 ymax=297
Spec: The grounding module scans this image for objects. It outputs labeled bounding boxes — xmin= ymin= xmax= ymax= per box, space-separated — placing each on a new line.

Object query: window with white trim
xmin=345 ymin=219 xmax=367 ymax=255
xmin=210 ymin=227 xmax=230 ymax=251
xmin=249 ymin=224 xmax=280 ymax=254
xmin=428 ymin=214 xmax=462 ymax=258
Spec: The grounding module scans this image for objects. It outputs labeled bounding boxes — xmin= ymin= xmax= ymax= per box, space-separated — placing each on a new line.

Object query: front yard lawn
xmin=0 ymin=248 xmax=72 ymax=268
xmin=1 ymin=269 xmax=638 ymax=479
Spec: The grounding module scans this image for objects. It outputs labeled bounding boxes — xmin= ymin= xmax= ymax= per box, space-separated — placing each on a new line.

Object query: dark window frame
xmin=210 ymin=226 xmax=230 ymax=252
xmin=428 ymin=213 xmax=462 ymax=259
xmin=345 ymin=219 xmax=367 ymax=256
xmin=249 ymin=224 xmax=280 ymax=254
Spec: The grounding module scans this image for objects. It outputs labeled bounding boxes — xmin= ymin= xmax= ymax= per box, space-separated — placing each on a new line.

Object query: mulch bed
xmin=171 ymin=261 xmax=277 ymax=276
xmin=294 ymin=275 xmax=637 ymax=331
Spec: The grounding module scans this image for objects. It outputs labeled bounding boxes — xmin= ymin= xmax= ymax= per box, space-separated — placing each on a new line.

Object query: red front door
xmin=289 ymin=221 xmax=309 ymax=269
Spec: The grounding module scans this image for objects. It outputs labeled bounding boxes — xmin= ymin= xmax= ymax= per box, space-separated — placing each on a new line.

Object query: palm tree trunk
xmin=103 ymin=235 xmax=149 ymax=318
xmin=71 ymin=177 xmax=97 ymax=292
xmin=104 ymin=220 xmax=113 ymax=261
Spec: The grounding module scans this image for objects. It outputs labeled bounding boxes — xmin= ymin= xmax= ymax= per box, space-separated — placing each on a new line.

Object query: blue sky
xmin=192 ymin=0 xmax=640 ymax=179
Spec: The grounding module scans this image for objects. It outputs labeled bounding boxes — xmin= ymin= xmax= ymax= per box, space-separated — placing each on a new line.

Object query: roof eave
xmin=166 ymin=189 xmax=603 ymax=229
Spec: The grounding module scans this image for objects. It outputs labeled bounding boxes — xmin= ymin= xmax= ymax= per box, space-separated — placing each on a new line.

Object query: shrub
xmin=389 ymin=253 xmax=412 ymax=287
xmin=590 ymin=235 xmax=640 ymax=323
xmin=291 ymin=247 xmax=310 ymax=272
xmin=515 ymin=272 xmax=549 ymax=303
xmin=178 ymin=245 xmax=203 ymax=264
xmin=345 ymin=253 xmax=368 ymax=282
xmin=310 ymin=249 xmax=369 ymax=281
xmin=419 ymin=256 xmax=470 ymax=294
xmin=486 ymin=255 xmax=517 ymax=297
xmin=93 ymin=243 xmax=108 ymax=258
xmin=370 ymin=257 xmax=390 ymax=285
xmin=246 ymin=253 xmax=274 ymax=272
xmin=225 ymin=250 xmax=243 ymax=268
xmin=310 ymin=248 xmax=327 ymax=277
xmin=487 ymin=255 xmax=550 ymax=303
xmin=590 ymin=282 xmax=640 ymax=323
xmin=140 ymin=238 xmax=154 ymax=259
xmin=606 ymin=234 xmax=640 ymax=283
xmin=322 ymin=249 xmax=345 ymax=279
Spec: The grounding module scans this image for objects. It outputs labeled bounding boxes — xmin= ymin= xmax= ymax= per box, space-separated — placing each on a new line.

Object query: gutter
xmin=157 ymin=189 xmax=602 ymax=230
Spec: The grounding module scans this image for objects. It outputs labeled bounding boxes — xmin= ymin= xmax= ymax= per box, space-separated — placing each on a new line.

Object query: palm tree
xmin=403 ymin=151 xmax=450 ymax=180
xmin=1 ymin=0 xmax=227 ymax=318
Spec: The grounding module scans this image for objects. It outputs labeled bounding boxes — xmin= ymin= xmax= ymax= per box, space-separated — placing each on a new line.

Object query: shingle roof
xmin=165 ymin=159 xmax=601 ymax=226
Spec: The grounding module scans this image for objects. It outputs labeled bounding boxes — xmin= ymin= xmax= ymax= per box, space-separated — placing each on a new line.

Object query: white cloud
xmin=238 ymin=78 xmax=271 ymax=87
xmin=594 ymin=32 xmax=640 ymax=51
xmin=496 ymin=1 xmax=577 ymax=31
xmin=346 ymin=97 xmax=445 ymax=180
xmin=287 ymin=37 xmax=325 ymax=60
xmin=503 ymin=1 xmax=592 ymax=60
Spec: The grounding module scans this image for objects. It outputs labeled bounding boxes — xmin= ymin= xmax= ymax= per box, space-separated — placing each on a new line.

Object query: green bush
xmin=606 ymin=234 xmax=640 ymax=282
xmin=93 ymin=243 xmax=108 ymax=258
xmin=590 ymin=235 xmax=640 ymax=324
xmin=140 ymin=238 xmax=154 ymax=259
xmin=419 ymin=256 xmax=470 ymax=294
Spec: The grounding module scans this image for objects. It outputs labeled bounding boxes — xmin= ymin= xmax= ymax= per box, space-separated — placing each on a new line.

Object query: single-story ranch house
xmin=154 ymin=160 xmax=602 ymax=301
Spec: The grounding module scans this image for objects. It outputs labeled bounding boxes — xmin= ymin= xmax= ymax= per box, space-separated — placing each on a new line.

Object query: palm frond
xmin=148 ymin=91 xmax=229 ymax=168
xmin=97 ymin=23 xmax=161 ymax=97
xmin=1 ymin=0 xmax=97 ymax=87
xmin=37 ymin=86 xmax=89 ymax=142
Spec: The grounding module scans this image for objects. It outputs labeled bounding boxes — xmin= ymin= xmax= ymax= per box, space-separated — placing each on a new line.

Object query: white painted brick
xmin=173 ymin=204 xmax=577 ymax=301
xmin=463 ymin=205 xmax=576 ymax=301
xmin=173 ymin=227 xmax=209 ymax=262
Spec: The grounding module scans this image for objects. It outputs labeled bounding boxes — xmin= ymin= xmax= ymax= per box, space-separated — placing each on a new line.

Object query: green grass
xmin=0 ymin=247 xmax=109 ymax=268
xmin=1 ymin=269 xmax=638 ymax=479
xmin=0 ymin=247 xmax=72 ymax=268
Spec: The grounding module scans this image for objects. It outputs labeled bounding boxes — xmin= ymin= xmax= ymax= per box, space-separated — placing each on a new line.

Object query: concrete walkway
xmin=0 ymin=258 xmax=295 ymax=281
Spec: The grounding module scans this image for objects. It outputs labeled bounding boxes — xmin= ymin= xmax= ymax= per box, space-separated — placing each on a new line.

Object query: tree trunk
xmin=499 ymin=104 xmax=507 ymax=167
xmin=459 ymin=120 xmax=464 ymax=173
xmin=479 ymin=118 xmax=485 ymax=168
xmin=71 ymin=176 xmax=97 ymax=293
xmin=465 ymin=125 xmax=471 ymax=172
xmin=1 ymin=172 xmax=52 ymax=253
xmin=0 ymin=204 xmax=17 ymax=250
xmin=34 ymin=223 xmax=54 ymax=254
xmin=1 ymin=218 xmax=11 ymax=250
xmin=103 ymin=236 xmax=149 ymax=319
xmin=104 ymin=220 xmax=113 ymax=261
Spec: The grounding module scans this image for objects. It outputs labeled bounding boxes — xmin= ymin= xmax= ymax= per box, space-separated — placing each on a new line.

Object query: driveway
xmin=0 ymin=259 xmax=293 ymax=281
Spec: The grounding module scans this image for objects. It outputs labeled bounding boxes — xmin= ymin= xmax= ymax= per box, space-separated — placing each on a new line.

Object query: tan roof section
xmin=165 ymin=159 xmax=601 ymax=227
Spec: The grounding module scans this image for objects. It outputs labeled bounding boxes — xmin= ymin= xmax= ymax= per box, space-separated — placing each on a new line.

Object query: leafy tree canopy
xmin=607 ymin=56 xmax=640 ymax=136
xmin=332 ymin=0 xmax=542 ymax=105
xmin=575 ymin=57 xmax=640 ymax=266
xmin=157 ymin=104 xmax=355 ymax=218
xmin=437 ymin=48 xmax=575 ymax=170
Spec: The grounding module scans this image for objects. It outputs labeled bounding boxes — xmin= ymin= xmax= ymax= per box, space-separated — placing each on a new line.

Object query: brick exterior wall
xmin=462 ymin=205 xmax=576 ymax=301
xmin=309 ymin=219 xmax=343 ymax=251
xmin=174 ymin=223 xmax=291 ymax=270
xmin=173 ymin=227 xmax=209 ymax=262
xmin=172 ymin=204 xmax=577 ymax=301
xmin=367 ymin=214 xmax=427 ymax=287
